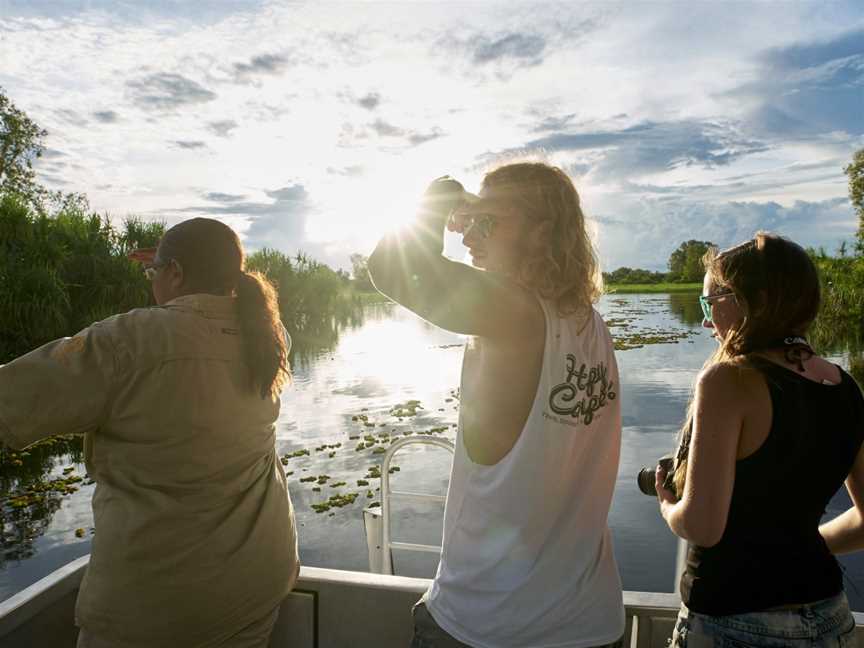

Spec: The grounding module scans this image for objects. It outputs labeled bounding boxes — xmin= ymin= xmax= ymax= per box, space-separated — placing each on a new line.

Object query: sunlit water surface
xmin=2 ymin=294 xmax=863 ymax=610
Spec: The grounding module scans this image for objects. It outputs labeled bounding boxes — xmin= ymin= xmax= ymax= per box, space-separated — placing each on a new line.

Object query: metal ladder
xmin=363 ymin=436 xmax=454 ymax=575
xmin=363 ymin=435 xmax=687 ymax=594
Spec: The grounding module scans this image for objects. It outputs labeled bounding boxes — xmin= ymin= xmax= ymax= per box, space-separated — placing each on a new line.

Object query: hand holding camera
xmin=637 ymin=455 xmax=678 ymax=499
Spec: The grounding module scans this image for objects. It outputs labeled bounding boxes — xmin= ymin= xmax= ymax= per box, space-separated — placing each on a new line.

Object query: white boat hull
xmin=1 ymin=556 xmax=862 ymax=647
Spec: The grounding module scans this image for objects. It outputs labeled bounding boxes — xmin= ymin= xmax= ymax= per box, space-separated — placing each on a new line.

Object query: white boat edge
xmin=0 ymin=555 xmax=862 ymax=647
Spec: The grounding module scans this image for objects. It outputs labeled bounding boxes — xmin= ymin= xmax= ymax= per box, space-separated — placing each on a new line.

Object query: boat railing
xmin=2 ymin=557 xmax=862 ymax=647
xmin=363 ymin=436 xmax=454 ymax=575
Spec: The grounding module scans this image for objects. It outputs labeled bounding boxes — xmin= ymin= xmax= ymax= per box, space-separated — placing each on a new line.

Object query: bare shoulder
xmin=696 ymin=360 xmax=763 ymax=402
xmin=483 ymin=280 xmax=545 ymax=345
xmin=805 ymin=355 xmax=843 ymax=383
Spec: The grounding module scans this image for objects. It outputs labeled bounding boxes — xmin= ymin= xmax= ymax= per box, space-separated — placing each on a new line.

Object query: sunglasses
xmin=698 ymin=291 xmax=735 ymax=323
xmin=461 ymin=213 xmax=497 ymax=239
xmin=143 ymin=260 xmax=170 ymax=281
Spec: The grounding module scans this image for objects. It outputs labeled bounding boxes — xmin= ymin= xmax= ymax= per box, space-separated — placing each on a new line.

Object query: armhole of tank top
xmin=736 ymin=368 xmax=777 ymax=464
xmin=464 ymin=295 xmax=552 ymax=471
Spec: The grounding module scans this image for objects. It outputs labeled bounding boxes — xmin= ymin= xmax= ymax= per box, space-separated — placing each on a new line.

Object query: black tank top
xmin=681 ymin=359 xmax=864 ymax=615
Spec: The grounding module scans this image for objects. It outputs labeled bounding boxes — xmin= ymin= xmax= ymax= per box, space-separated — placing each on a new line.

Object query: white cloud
xmin=1 ymin=1 xmax=861 ymax=271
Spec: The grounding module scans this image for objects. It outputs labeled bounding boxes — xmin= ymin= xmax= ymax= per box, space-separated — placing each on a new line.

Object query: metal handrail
xmin=379 ymin=436 xmax=455 ymax=575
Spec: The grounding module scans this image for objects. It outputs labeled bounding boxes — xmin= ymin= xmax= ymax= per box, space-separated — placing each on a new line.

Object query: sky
xmin=1 ymin=1 xmax=862 ymax=272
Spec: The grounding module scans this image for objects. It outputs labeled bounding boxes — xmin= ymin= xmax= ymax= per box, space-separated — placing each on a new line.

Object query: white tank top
xmin=425 ymin=302 xmax=624 ymax=648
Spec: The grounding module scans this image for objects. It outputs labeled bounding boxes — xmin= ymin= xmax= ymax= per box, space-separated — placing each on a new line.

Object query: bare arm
xmin=820 ymin=443 xmax=864 ymax=554
xmin=367 ymin=179 xmax=541 ymax=339
xmin=656 ymin=363 xmax=745 ymax=547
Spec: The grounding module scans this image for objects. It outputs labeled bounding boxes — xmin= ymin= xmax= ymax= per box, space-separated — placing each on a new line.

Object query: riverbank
xmin=606 ymin=282 xmax=701 ymax=294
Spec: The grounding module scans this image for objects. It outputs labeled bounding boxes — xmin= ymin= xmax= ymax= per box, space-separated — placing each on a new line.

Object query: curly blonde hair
xmin=481 ymin=162 xmax=602 ymax=318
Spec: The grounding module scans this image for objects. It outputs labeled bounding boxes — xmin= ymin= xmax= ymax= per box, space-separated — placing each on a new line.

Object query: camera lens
xmin=637 ymin=467 xmax=658 ymax=496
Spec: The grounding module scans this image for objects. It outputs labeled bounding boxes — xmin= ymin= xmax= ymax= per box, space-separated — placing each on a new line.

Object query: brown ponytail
xmin=236 ymin=270 xmax=291 ymax=398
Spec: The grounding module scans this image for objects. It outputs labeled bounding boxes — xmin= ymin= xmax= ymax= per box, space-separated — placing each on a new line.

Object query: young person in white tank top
xmin=369 ymin=163 xmax=625 ymax=648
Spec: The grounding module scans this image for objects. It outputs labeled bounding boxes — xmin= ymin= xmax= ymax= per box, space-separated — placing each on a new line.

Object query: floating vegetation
xmin=311 ymin=492 xmax=359 ymax=514
xmin=74 ymin=528 xmax=85 ymax=538
xmin=605 ymin=317 xmax=636 ymax=328
xmin=314 ymin=443 xmax=341 ymax=452
xmin=366 ymin=466 xmax=382 ymax=479
xmin=390 ymin=400 xmax=421 ymax=418
xmin=372 ymin=448 xmax=386 ymax=455
xmin=366 ymin=490 xmax=374 ymax=498
xmin=357 ymin=479 xmax=369 ymax=486
xmin=299 ymin=476 xmax=316 ymax=483
xmin=389 ymin=466 xmax=400 ymax=474
xmin=283 ymin=449 xmax=310 ymax=460
xmin=312 ymin=487 xmax=321 ymax=492
xmin=613 ymin=329 xmax=697 ymax=351
xmin=2 ymin=475 xmax=84 ymax=509
xmin=316 ymin=475 xmax=331 ymax=485
xmin=329 ymin=481 xmax=346 ymax=488
xmin=285 ymin=471 xmax=294 ymax=476
xmin=368 ymin=502 xmax=380 ymax=508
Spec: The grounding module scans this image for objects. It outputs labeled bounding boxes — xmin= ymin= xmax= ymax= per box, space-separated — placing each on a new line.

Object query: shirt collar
xmin=163 ymin=294 xmax=237 ymax=319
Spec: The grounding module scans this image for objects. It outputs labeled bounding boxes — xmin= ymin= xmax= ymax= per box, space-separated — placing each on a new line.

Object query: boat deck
xmin=1 ymin=556 xmax=862 ymax=647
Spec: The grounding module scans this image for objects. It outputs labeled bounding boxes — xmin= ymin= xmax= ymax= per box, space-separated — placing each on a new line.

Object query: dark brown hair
xmin=672 ymin=232 xmax=821 ymax=496
xmin=158 ymin=218 xmax=290 ymax=398
xmin=481 ymin=162 xmax=602 ymax=318
xmin=704 ymin=232 xmax=821 ymax=359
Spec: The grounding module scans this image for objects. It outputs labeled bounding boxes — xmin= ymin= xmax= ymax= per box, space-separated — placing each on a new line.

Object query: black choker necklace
xmin=758 ymin=336 xmax=814 ymax=372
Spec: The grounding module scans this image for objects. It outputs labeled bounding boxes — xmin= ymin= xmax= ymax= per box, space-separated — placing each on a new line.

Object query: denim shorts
xmin=670 ymin=592 xmax=857 ymax=647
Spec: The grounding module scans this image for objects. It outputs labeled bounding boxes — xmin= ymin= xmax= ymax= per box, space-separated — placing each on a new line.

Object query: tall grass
xmin=0 ymin=195 xmax=366 ymax=364
xmin=0 ymin=194 xmax=162 ymax=362
xmin=809 ymin=254 xmax=864 ymax=388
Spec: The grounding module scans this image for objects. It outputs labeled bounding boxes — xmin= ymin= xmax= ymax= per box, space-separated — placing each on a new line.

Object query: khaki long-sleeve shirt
xmin=0 ymin=294 xmax=298 ymax=647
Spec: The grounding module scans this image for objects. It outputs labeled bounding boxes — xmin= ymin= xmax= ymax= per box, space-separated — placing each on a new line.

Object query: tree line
xmin=0 ymin=86 xmax=366 ymax=363
xmin=604 ymin=239 xmax=715 ymax=285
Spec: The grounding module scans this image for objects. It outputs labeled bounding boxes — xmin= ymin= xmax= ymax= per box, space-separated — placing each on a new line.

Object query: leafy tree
xmin=0 ymin=87 xmax=47 ymax=208
xmin=349 ymin=253 xmax=374 ymax=291
xmin=668 ymin=240 xmax=714 ymax=283
xmin=844 ymin=148 xmax=864 ymax=255
xmin=603 ymin=266 xmax=668 ymax=285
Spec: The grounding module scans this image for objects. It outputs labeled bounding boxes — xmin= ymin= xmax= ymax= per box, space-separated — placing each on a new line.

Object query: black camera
xmin=637 ymin=455 xmax=677 ymax=497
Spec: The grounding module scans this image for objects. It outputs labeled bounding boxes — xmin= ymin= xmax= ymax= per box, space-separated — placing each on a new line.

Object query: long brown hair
xmin=481 ymin=162 xmax=602 ymax=319
xmin=158 ymin=218 xmax=290 ymax=398
xmin=672 ymin=232 xmax=820 ymax=496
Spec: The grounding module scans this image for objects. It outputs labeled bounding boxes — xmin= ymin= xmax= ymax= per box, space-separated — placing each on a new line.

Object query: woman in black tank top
xmin=653 ymin=233 xmax=864 ymax=647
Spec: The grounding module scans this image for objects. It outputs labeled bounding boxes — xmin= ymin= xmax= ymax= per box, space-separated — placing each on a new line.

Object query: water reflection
xmin=666 ymin=292 xmax=704 ymax=327
xmin=1 ymin=294 xmax=863 ymax=608
xmin=288 ymin=304 xmax=370 ymax=369
xmin=0 ymin=436 xmax=85 ymax=566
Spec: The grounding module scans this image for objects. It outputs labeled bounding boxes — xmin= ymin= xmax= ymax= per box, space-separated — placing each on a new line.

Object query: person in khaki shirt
xmin=0 ymin=217 xmax=299 ymax=648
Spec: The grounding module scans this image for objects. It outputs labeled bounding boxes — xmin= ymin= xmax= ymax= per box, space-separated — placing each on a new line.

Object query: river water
xmin=2 ymin=293 xmax=863 ymax=609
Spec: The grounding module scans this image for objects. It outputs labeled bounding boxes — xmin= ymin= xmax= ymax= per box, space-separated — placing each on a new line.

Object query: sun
xmin=304 ymin=147 xmax=485 ymax=258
